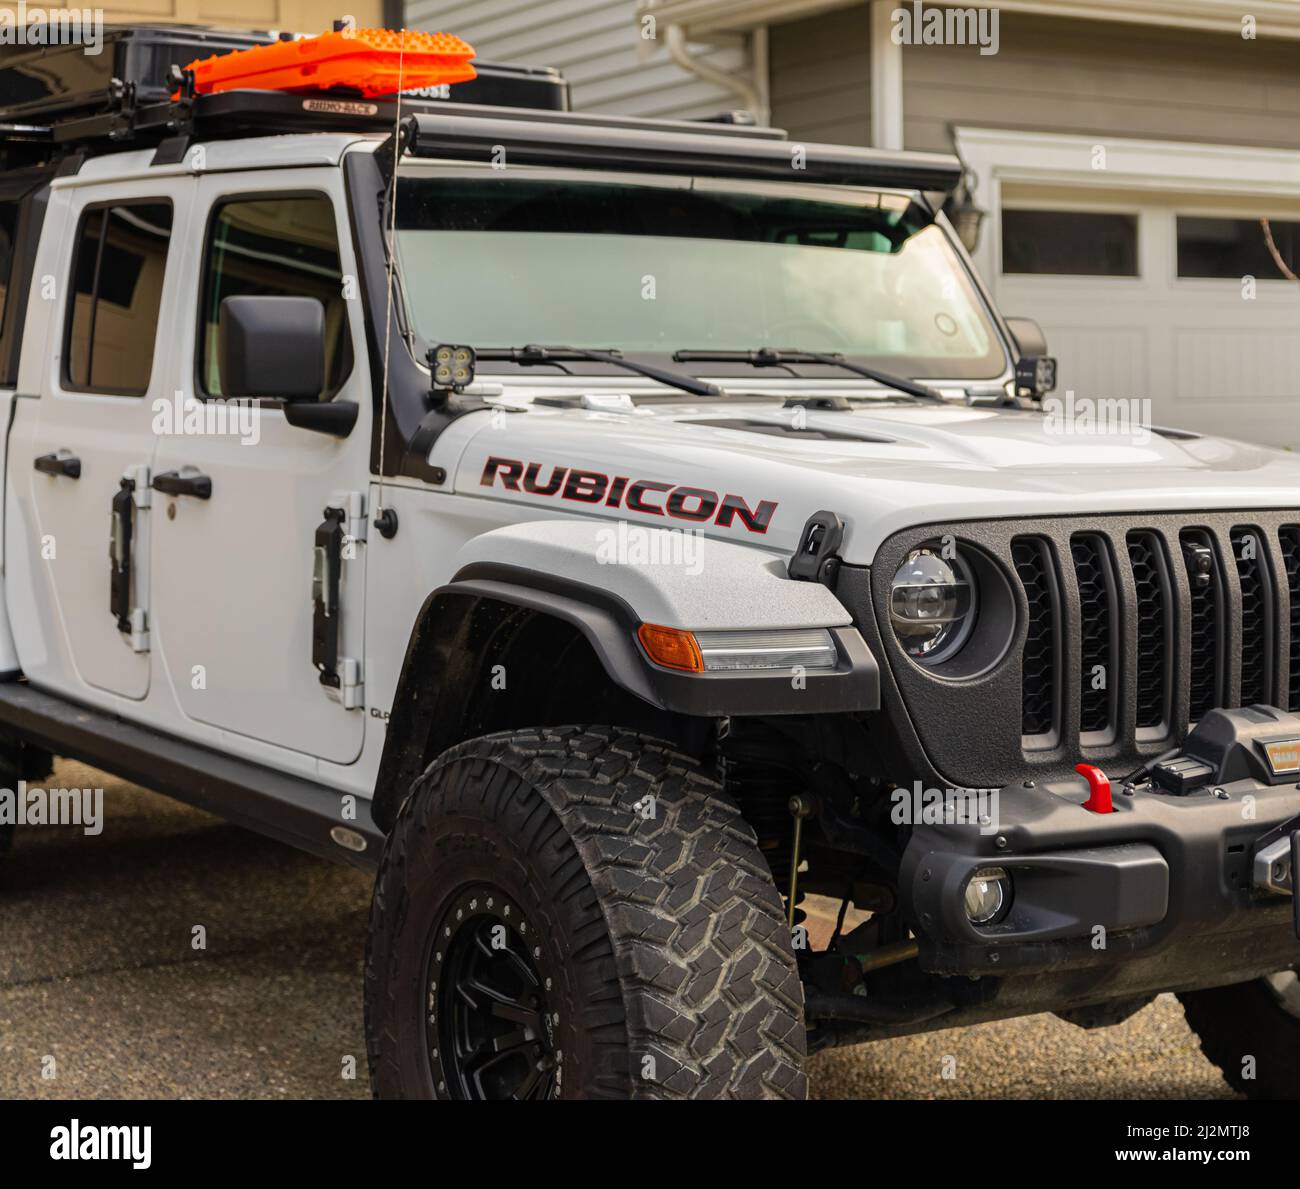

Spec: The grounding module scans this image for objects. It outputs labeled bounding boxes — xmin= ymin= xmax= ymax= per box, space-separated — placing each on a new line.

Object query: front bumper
xmin=901 ymin=715 xmax=1300 ymax=977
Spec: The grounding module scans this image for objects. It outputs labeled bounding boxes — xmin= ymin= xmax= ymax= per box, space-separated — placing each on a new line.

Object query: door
xmin=8 ymin=184 xmax=183 ymax=700
xmin=148 ymin=179 xmax=370 ymax=764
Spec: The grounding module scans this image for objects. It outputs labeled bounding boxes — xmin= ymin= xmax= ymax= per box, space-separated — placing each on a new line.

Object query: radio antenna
xmin=374 ymin=26 xmax=405 ymax=540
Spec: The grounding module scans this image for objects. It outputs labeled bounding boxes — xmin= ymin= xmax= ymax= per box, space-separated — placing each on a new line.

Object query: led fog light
xmin=963 ymin=866 xmax=1011 ymax=926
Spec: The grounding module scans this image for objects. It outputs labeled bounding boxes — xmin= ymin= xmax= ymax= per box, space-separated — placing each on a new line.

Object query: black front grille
xmin=1231 ymin=526 xmax=1273 ymax=706
xmin=1283 ymin=526 xmax=1300 ymax=710
xmin=1127 ymin=531 xmax=1171 ymax=730
xmin=871 ymin=511 xmax=1300 ymax=791
xmin=1181 ymin=528 xmax=1223 ymax=722
xmin=1071 ymin=534 xmax=1116 ymax=737
xmin=1012 ymin=536 xmax=1057 ymax=738
xmin=1001 ymin=515 xmax=1295 ymax=754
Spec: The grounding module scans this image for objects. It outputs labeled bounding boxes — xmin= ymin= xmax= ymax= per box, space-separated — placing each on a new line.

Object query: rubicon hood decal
xmin=480 ymin=456 xmax=778 ymax=534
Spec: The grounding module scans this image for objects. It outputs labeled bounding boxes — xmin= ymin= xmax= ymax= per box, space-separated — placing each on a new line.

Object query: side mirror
xmin=218 ymin=295 xmax=325 ymax=401
xmin=1004 ymin=316 xmax=1058 ymax=398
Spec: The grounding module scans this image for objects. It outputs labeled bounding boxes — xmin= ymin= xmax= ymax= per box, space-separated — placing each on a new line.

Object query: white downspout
xmin=869 ymin=0 xmax=904 ymax=149
xmin=665 ymin=23 xmax=770 ymax=125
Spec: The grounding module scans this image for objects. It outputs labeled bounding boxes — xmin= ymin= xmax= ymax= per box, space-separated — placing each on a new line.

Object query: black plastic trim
xmin=448 ymin=562 xmax=880 ymax=718
xmin=0 ymin=682 xmax=381 ymax=870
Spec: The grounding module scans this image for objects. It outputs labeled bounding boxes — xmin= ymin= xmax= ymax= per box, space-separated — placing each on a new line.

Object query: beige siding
xmin=408 ymin=0 xmax=752 ymax=121
xmin=0 ymin=2 xmax=382 ymax=30
xmin=770 ymin=6 xmax=1300 ymax=154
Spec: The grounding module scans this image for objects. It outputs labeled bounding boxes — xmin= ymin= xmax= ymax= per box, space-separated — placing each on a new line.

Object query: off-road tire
xmin=1179 ymin=971 xmax=1300 ymax=1098
xmin=364 ymin=726 xmax=807 ymax=1099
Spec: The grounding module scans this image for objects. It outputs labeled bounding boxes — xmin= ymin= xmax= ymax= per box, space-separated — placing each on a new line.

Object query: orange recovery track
xmin=184 ymin=28 xmax=477 ymax=99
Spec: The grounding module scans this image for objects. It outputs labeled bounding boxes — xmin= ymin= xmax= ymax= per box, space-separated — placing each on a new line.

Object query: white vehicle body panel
xmin=451 ymin=387 xmax=1300 ymax=564
xmin=1 ymin=133 xmax=1298 ymax=811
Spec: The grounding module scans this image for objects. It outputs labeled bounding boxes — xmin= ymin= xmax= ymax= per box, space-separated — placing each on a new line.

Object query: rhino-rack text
xmin=480 ymin=457 xmax=778 ymax=533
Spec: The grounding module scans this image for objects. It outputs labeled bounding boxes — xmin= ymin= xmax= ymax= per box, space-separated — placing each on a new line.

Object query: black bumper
xmin=901 ymin=771 xmax=1300 ymax=977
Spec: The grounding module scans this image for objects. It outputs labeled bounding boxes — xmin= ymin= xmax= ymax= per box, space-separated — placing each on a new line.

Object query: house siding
xmin=770 ymin=6 xmax=1300 ymax=155
xmin=408 ymin=0 xmax=753 ymax=120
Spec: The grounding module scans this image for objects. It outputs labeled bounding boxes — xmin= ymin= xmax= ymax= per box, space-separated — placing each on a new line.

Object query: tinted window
xmin=0 ymin=200 xmax=16 ymax=336
xmin=200 ymin=196 xmax=350 ymax=398
xmin=1177 ymin=215 xmax=1300 ymax=279
xmin=65 ymin=202 xmax=173 ymax=394
xmin=1002 ymin=209 xmax=1139 ymax=277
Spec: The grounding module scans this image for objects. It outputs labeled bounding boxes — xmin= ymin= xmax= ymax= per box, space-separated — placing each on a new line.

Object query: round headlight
xmin=890 ymin=545 xmax=977 ymax=664
xmin=964 ymin=867 xmax=1011 ymax=926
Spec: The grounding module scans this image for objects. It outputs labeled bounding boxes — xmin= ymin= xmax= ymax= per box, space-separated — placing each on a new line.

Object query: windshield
xmin=393 ymin=167 xmax=1007 ymax=381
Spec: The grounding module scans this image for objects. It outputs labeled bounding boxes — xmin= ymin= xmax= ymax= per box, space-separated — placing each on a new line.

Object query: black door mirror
xmin=1004 ymin=316 xmax=1058 ymax=398
xmin=218 ymin=295 xmax=325 ymax=401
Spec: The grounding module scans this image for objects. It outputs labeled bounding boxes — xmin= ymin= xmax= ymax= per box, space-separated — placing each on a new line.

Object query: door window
xmin=0 ymin=199 xmax=17 ymax=338
xmin=198 ymin=195 xmax=351 ymax=399
xmin=64 ymin=202 xmax=174 ymax=395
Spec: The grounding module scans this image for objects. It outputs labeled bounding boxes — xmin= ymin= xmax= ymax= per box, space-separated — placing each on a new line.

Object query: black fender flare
xmin=370 ymin=563 xmax=879 ymax=831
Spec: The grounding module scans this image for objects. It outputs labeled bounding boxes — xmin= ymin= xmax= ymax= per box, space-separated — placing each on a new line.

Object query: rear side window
xmin=0 ymin=200 xmax=17 ymax=336
xmin=199 ymin=195 xmax=351 ymax=399
xmin=65 ymin=202 xmax=174 ymax=395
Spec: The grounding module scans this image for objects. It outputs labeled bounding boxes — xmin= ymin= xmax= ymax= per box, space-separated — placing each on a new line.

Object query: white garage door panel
xmin=1171 ymin=327 xmax=1300 ymax=403
xmin=956 ymin=131 xmax=1300 ymax=455
xmin=995 ymin=199 xmax=1300 ymax=451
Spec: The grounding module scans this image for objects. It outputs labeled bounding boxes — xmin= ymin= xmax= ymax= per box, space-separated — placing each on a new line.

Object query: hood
xmin=440 ymin=396 xmax=1300 ymax=565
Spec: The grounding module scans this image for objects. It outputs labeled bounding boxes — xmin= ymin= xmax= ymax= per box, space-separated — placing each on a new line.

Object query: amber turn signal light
xmin=636 ymin=623 xmax=703 ymax=673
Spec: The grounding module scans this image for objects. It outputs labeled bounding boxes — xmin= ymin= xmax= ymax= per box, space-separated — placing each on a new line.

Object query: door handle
xmin=34 ymin=452 xmax=81 ymax=479
xmin=151 ymin=470 xmax=212 ymax=500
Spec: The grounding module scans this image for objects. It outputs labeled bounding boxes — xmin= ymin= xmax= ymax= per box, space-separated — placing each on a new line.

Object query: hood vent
xmin=692 ymin=418 xmax=894 ymax=444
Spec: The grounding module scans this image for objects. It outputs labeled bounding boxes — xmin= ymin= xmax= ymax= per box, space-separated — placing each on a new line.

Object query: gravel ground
xmin=0 ymin=761 xmax=1236 ymax=1100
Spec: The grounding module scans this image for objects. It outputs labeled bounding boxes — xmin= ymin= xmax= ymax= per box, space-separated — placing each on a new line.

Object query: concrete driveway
xmin=0 ymin=761 xmax=1235 ymax=1100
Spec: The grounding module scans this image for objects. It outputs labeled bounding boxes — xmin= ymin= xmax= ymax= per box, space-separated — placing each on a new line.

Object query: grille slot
xmin=1127 ymin=531 xmax=1171 ymax=733
xmin=1282 ymin=527 xmax=1300 ymax=711
xmin=1181 ymin=529 xmax=1223 ymax=723
xmin=1071 ymin=534 xmax=1117 ymax=738
xmin=1012 ymin=536 xmax=1057 ymax=740
xmin=1231 ymin=526 xmax=1273 ymax=706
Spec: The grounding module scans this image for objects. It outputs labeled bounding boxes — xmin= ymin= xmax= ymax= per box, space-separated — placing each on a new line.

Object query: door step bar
xmin=0 ymin=681 xmax=382 ymax=871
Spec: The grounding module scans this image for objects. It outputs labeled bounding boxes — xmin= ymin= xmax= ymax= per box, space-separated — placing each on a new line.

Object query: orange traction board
xmin=184 ymin=28 xmax=477 ymax=99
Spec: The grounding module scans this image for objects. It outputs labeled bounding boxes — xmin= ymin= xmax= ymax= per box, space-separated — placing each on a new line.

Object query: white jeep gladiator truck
xmin=0 ymin=25 xmax=1297 ymax=1101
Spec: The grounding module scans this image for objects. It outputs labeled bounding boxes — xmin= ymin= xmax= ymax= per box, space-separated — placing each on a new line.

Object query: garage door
xmin=992 ymin=185 xmax=1300 ymax=451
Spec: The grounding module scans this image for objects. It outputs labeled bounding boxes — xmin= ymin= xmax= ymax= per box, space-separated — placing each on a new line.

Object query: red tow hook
xmin=1075 ymin=763 xmax=1114 ymax=814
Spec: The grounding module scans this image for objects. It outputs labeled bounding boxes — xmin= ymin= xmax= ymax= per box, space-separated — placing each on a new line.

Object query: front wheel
xmin=1179 ymin=970 xmax=1300 ymax=1098
xmin=364 ymin=726 xmax=807 ymax=1100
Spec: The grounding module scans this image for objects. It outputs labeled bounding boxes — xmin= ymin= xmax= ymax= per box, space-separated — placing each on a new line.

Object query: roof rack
xmin=0 ymin=24 xmax=568 ymax=167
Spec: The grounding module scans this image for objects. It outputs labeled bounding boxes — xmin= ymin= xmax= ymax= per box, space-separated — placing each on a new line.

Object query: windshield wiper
xmin=476 ymin=345 xmax=725 ymax=399
xmin=673 ymin=348 xmax=946 ymax=403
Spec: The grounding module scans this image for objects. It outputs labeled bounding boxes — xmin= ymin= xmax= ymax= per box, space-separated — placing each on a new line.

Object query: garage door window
xmin=1002 ymin=209 xmax=1139 ymax=277
xmin=1177 ymin=215 xmax=1300 ymax=279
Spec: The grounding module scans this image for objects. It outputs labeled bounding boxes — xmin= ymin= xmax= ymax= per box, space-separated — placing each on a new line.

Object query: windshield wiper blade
xmin=476 ymin=345 xmax=725 ymax=399
xmin=673 ymin=348 xmax=945 ymax=403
